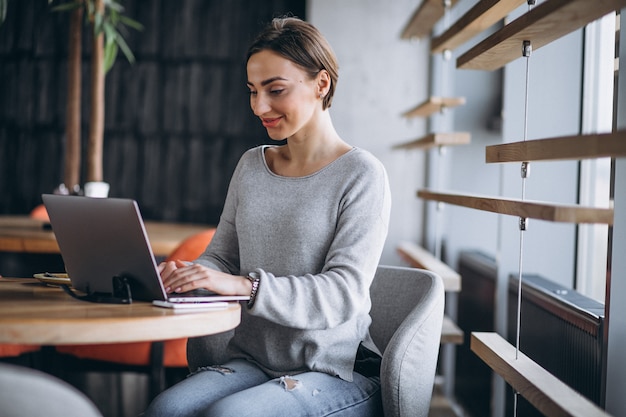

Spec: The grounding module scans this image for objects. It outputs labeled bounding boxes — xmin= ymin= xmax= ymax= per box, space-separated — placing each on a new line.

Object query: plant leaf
xmin=103 ymin=40 xmax=118 ymax=73
xmin=114 ymin=31 xmax=135 ymax=64
xmin=86 ymin=0 xmax=94 ymax=17
xmin=93 ymin=12 xmax=104 ymax=35
xmin=119 ymin=15 xmax=143 ymax=31
xmin=0 ymin=0 xmax=8 ymax=25
xmin=103 ymin=0 xmax=123 ymax=13
xmin=51 ymin=2 xmax=82 ymax=13
xmin=109 ymin=8 xmax=119 ymax=25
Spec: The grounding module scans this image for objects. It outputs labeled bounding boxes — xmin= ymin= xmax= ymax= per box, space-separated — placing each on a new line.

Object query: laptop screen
xmin=42 ymin=194 xmax=167 ymax=301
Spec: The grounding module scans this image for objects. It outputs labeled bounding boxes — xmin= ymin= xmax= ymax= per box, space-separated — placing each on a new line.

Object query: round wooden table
xmin=0 ymin=278 xmax=241 ymax=345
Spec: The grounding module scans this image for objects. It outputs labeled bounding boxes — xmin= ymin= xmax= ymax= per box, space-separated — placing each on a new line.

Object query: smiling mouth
xmin=261 ymin=117 xmax=282 ymax=128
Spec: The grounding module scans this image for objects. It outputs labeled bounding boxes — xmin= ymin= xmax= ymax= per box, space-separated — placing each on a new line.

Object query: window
xmin=576 ymin=12 xmax=616 ymax=303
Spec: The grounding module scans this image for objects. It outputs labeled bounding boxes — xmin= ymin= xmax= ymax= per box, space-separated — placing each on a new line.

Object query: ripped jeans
xmin=143 ymin=359 xmax=382 ymax=417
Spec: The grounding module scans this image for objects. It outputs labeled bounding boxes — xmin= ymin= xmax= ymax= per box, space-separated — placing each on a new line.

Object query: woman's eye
xmin=248 ymin=90 xmax=258 ymax=96
xmin=270 ymin=89 xmax=284 ymax=95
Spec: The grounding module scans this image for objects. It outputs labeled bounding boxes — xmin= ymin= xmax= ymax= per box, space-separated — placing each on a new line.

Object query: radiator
xmin=454 ymin=250 xmax=498 ymax=417
xmin=506 ymin=273 xmax=605 ymax=416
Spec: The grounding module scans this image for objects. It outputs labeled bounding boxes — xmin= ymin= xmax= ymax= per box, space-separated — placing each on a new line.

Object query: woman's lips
xmin=261 ymin=117 xmax=282 ymax=128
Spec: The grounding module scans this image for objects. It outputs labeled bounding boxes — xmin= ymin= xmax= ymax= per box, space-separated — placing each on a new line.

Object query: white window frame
xmin=576 ymin=12 xmax=616 ymax=303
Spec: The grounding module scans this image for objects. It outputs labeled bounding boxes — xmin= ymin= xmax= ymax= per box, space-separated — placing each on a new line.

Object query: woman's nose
xmin=252 ymin=94 xmax=271 ymax=116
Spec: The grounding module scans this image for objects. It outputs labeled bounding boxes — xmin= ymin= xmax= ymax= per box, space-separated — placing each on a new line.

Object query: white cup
xmin=84 ymin=181 xmax=110 ymax=198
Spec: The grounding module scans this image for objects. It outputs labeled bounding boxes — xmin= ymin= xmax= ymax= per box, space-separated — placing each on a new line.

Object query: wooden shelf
xmin=397 ymin=241 xmax=461 ymax=292
xmin=442 ymin=316 xmax=464 ymax=345
xmin=397 ymin=242 xmax=464 ymax=345
xmin=486 ymin=131 xmax=626 ymax=163
xmin=393 ymin=132 xmax=471 ymax=150
xmin=431 ymin=0 xmax=525 ymax=54
xmin=417 ymin=189 xmax=614 ymax=225
xmin=457 ymin=0 xmax=626 ymax=71
xmin=471 ymin=332 xmax=610 ymax=417
xmin=403 ymin=96 xmax=466 ymax=118
xmin=401 ymin=0 xmax=461 ymax=40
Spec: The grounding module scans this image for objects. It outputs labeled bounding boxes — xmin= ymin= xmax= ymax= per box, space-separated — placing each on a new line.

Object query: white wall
xmin=308 ymin=0 xmax=430 ymax=265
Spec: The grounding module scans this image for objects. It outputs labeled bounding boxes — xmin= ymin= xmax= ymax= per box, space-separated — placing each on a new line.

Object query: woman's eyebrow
xmin=247 ymin=76 xmax=289 ymax=87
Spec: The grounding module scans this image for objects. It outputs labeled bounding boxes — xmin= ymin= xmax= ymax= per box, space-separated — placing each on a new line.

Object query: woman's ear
xmin=317 ymin=69 xmax=331 ymax=98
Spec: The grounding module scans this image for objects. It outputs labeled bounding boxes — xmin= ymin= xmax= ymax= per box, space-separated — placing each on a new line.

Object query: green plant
xmin=0 ymin=0 xmax=7 ymax=24
xmin=0 ymin=0 xmax=142 ymax=190
xmin=53 ymin=0 xmax=142 ymax=73
xmin=0 ymin=0 xmax=141 ymax=72
xmin=55 ymin=0 xmax=143 ymax=186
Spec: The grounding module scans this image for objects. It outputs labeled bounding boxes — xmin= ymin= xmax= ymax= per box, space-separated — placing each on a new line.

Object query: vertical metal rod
xmin=516 ymin=217 xmax=526 ymax=359
xmin=515 ymin=40 xmax=532 ymax=361
xmin=433 ymin=0 xmax=453 ymax=262
xmin=513 ymin=5 xmax=533 ymax=413
xmin=443 ymin=0 xmax=452 ymax=29
xmin=434 ymin=146 xmax=446 ymax=260
xmin=522 ymin=41 xmax=532 ymax=145
xmin=435 ymin=203 xmax=443 ymax=260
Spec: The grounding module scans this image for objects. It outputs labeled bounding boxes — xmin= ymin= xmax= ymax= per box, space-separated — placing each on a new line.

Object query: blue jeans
xmin=143 ymin=359 xmax=382 ymax=417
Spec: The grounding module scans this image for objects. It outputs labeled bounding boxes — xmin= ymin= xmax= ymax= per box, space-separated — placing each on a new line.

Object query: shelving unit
xmin=393 ymin=132 xmax=470 ymax=150
xmin=457 ymin=0 xmax=626 ymax=70
xmin=417 ymin=189 xmax=615 ymax=225
xmin=485 ymin=131 xmax=626 ymax=163
xmin=431 ymin=0 xmax=525 ymax=54
xmin=397 ymin=241 xmax=461 ymax=292
xmin=401 ymin=0 xmax=461 ymax=39
xmin=397 ymin=2 xmax=472 ymax=413
xmin=471 ymin=332 xmax=609 ymax=417
xmin=402 ymin=96 xmax=466 ymax=118
xmin=398 ymin=0 xmax=626 ymax=415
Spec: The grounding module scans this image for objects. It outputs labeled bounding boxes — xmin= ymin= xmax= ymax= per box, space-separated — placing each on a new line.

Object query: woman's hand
xmin=158 ymin=260 xmax=251 ymax=296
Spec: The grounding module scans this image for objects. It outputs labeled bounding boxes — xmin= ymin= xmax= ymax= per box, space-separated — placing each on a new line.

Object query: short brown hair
xmin=247 ymin=17 xmax=339 ymax=110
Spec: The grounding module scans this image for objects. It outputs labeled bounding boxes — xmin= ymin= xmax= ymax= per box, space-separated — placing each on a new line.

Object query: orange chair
xmin=0 ymin=344 xmax=41 ymax=357
xmin=30 ymin=204 xmax=50 ymax=222
xmin=0 ymin=344 xmax=42 ymax=368
xmin=54 ymin=228 xmax=217 ymax=399
xmin=165 ymin=228 xmax=216 ymax=262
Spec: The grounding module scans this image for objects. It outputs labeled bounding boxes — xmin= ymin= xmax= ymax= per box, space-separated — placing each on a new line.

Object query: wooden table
xmin=0 ymin=277 xmax=241 ymax=345
xmin=0 ymin=216 xmax=211 ymax=257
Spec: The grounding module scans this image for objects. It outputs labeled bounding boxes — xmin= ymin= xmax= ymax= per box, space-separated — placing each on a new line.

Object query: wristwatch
xmin=246 ymin=273 xmax=260 ymax=308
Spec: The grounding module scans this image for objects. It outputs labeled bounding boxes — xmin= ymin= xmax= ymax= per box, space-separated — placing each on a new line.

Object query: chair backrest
xmin=369 ymin=265 xmax=445 ymax=417
xmin=0 ymin=363 xmax=103 ymax=417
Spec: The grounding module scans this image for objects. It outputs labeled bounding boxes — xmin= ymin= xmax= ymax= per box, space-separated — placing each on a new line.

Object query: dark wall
xmin=0 ymin=0 xmax=305 ymax=224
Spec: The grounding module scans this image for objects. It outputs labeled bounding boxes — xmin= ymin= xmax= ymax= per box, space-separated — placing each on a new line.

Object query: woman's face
xmin=247 ymin=50 xmax=323 ymax=141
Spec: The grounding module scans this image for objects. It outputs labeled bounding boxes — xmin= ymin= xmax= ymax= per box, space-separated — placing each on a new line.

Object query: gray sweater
xmin=195 ymin=145 xmax=391 ymax=381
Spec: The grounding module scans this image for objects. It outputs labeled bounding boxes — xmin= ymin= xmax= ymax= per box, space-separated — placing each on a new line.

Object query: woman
xmin=145 ymin=16 xmax=391 ymax=417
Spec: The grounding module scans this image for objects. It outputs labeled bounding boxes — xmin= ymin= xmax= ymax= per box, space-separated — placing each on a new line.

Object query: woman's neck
xmin=268 ymin=114 xmax=352 ymax=177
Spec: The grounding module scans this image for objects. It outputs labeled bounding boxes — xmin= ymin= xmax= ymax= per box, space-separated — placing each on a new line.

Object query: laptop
xmin=42 ymin=194 xmax=249 ymax=307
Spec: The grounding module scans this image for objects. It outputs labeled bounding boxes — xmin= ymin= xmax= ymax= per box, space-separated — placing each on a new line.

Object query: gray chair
xmin=187 ymin=265 xmax=445 ymax=417
xmin=369 ymin=265 xmax=445 ymax=417
xmin=0 ymin=362 xmax=103 ymax=417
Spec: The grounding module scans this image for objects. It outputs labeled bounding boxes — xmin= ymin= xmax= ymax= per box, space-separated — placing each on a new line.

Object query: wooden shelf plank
xmin=401 ymin=0 xmax=461 ymax=40
xmin=397 ymin=241 xmax=461 ymax=292
xmin=442 ymin=316 xmax=464 ymax=344
xmin=471 ymin=332 xmax=610 ymax=417
xmin=417 ymin=189 xmax=614 ymax=225
xmin=431 ymin=0 xmax=526 ymax=54
xmin=486 ymin=131 xmax=626 ymax=163
xmin=393 ymin=132 xmax=471 ymax=150
xmin=457 ymin=0 xmax=626 ymax=71
xmin=403 ymin=96 xmax=466 ymax=118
